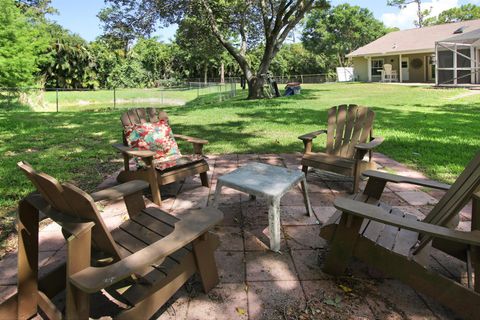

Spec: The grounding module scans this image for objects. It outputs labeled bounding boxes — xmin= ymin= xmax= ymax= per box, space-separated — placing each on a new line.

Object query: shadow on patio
xmin=0 ymin=152 xmax=470 ymax=319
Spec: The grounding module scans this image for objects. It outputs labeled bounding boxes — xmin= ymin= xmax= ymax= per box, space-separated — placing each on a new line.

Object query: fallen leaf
xmin=339 ymin=284 xmax=352 ymax=293
xmin=236 ymin=307 xmax=246 ymax=316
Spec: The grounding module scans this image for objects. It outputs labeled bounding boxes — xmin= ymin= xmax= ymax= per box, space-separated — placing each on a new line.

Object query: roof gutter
xmin=347 ymin=48 xmax=434 ymax=58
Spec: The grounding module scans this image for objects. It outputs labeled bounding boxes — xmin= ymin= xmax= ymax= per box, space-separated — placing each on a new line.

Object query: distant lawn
xmin=36 ymin=85 xmax=235 ymax=111
xmin=1 ymin=82 xmax=479 ymax=251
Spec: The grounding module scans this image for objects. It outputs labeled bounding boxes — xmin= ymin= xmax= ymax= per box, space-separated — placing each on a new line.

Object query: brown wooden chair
xmin=320 ymin=152 xmax=480 ymax=320
xmin=0 ymin=161 xmax=222 ymax=320
xmin=113 ymin=108 xmax=210 ymax=206
xmin=299 ymin=104 xmax=384 ymax=193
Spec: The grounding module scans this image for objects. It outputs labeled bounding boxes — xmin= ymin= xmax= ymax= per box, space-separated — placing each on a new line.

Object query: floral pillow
xmin=125 ymin=120 xmax=182 ymax=166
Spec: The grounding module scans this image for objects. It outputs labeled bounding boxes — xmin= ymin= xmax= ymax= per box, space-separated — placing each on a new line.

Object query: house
xmin=347 ymin=19 xmax=480 ymax=86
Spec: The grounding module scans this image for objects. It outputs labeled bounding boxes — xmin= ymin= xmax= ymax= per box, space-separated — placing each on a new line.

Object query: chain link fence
xmin=0 ymin=73 xmax=336 ymax=112
xmin=0 ymin=80 xmax=238 ymax=112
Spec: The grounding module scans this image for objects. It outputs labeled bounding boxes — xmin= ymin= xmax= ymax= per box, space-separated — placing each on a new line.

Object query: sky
xmin=49 ymin=0 xmax=479 ymax=42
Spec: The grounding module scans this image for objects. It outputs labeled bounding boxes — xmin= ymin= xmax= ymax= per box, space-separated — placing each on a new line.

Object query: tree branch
xmin=199 ymin=0 xmax=251 ymax=76
xmin=259 ymin=0 xmax=272 ymax=36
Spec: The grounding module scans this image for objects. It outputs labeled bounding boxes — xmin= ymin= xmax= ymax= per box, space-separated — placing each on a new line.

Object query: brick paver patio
xmin=0 ymin=152 xmax=471 ymax=319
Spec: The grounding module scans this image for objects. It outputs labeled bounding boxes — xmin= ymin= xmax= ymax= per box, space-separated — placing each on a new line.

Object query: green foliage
xmin=15 ymin=0 xmax=57 ymax=16
xmin=303 ymin=4 xmax=387 ymax=67
xmin=175 ymin=16 xmax=226 ymax=81
xmin=423 ymin=4 xmax=480 ymax=26
xmin=108 ymin=54 xmax=149 ymax=88
xmin=131 ymin=38 xmax=177 ymax=84
xmin=89 ymin=39 xmax=120 ymax=88
xmin=269 ymin=43 xmax=328 ymax=76
xmin=40 ymin=25 xmax=98 ymax=88
xmin=0 ymin=0 xmax=46 ymax=87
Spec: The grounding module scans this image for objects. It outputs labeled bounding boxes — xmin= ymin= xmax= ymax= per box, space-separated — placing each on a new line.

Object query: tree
xmin=303 ymin=4 xmax=387 ymax=67
xmin=269 ymin=43 xmax=328 ymax=75
xmin=97 ymin=4 xmax=153 ymax=57
xmin=175 ymin=16 xmax=226 ymax=83
xmin=0 ymin=0 xmax=45 ymax=87
xmin=102 ymin=0 xmax=329 ymax=99
xmin=90 ymin=38 xmax=120 ymax=88
xmin=423 ymin=4 xmax=480 ymax=26
xmin=131 ymin=38 xmax=177 ymax=84
xmin=387 ymin=0 xmax=431 ymax=28
xmin=108 ymin=55 xmax=149 ymax=88
xmin=15 ymin=0 xmax=56 ymax=18
xmin=40 ymin=24 xmax=98 ymax=88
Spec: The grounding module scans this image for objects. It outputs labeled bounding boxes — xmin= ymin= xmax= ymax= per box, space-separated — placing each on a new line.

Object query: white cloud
xmin=381 ymin=0 xmax=459 ymax=29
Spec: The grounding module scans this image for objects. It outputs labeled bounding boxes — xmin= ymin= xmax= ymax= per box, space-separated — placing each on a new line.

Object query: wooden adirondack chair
xmin=113 ymin=108 xmax=210 ymax=206
xmin=299 ymin=104 xmax=384 ymax=193
xmin=320 ymin=152 xmax=480 ymax=320
xmin=0 ymin=161 xmax=222 ymax=320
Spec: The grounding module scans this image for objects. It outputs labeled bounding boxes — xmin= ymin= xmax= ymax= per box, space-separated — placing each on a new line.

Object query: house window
xmin=371 ymin=59 xmax=384 ymax=77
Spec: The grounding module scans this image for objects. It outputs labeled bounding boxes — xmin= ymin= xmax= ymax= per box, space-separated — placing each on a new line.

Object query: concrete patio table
xmin=212 ymin=162 xmax=313 ymax=251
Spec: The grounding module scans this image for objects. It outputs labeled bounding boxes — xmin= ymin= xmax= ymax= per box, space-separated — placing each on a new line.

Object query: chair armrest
xmin=91 ymin=180 xmax=150 ymax=202
xmin=355 ymin=136 xmax=384 ymax=150
xmin=298 ymin=130 xmax=327 ymax=141
xmin=112 ymin=143 xmax=156 ymax=158
xmin=474 ymin=191 xmax=480 ymax=201
xmin=334 ymin=198 xmax=480 ymax=246
xmin=173 ymin=134 xmax=208 ymax=145
xmin=42 ymin=205 xmax=95 ymax=237
xmin=363 ymin=170 xmax=450 ymax=191
xmin=69 ymin=207 xmax=223 ymax=293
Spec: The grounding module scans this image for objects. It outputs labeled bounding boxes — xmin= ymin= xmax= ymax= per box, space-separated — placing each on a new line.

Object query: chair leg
xmin=323 ymin=213 xmax=363 ymax=275
xmin=17 ymin=199 xmax=39 ymax=319
xmin=200 ymin=172 xmax=210 ymax=188
xmin=192 ymin=233 xmax=219 ymax=293
xmin=352 ymin=161 xmax=361 ymax=194
xmin=302 ymin=165 xmax=309 ymax=175
xmin=145 ymin=158 xmax=162 ymax=206
xmin=66 ymin=229 xmax=91 ymax=319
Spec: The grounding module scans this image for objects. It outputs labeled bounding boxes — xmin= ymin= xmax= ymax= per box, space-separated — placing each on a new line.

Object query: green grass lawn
xmin=1 ymin=82 xmax=479 ymax=251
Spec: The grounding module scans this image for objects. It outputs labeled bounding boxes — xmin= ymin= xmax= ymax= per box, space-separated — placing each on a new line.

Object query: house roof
xmin=441 ymin=27 xmax=480 ymax=44
xmin=347 ymin=19 xmax=480 ymax=57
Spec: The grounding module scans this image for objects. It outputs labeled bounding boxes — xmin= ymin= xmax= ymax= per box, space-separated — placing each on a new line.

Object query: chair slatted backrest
xmin=415 ymin=152 xmax=480 ymax=250
xmin=326 ymin=105 xmax=375 ymax=159
xmin=18 ymin=162 xmax=122 ymax=261
xmin=121 ymin=108 xmax=169 ymax=145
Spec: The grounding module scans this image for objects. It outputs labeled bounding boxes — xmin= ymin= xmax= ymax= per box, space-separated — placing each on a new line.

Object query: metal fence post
xmin=56 ymin=89 xmax=59 ymax=112
xmin=197 ymin=83 xmax=199 ymax=98
xmin=113 ymin=87 xmax=116 ymax=109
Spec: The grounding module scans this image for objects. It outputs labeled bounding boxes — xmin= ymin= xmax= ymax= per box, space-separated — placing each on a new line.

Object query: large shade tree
xmin=303 ymin=4 xmax=387 ymax=67
xmin=102 ymin=0 xmax=329 ymax=99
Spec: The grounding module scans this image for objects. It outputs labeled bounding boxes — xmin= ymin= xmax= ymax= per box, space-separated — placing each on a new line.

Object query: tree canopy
xmin=423 ymin=4 xmax=480 ymax=26
xmin=303 ymin=4 xmax=387 ymax=67
xmin=0 ymin=0 xmax=47 ymax=87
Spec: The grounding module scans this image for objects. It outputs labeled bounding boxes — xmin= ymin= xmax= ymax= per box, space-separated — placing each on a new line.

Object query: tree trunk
xmin=220 ymin=62 xmax=225 ymax=84
xmin=416 ymin=0 xmax=423 ymax=28
xmin=247 ymin=76 xmax=265 ymax=99
xmin=204 ymin=64 xmax=208 ymax=84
